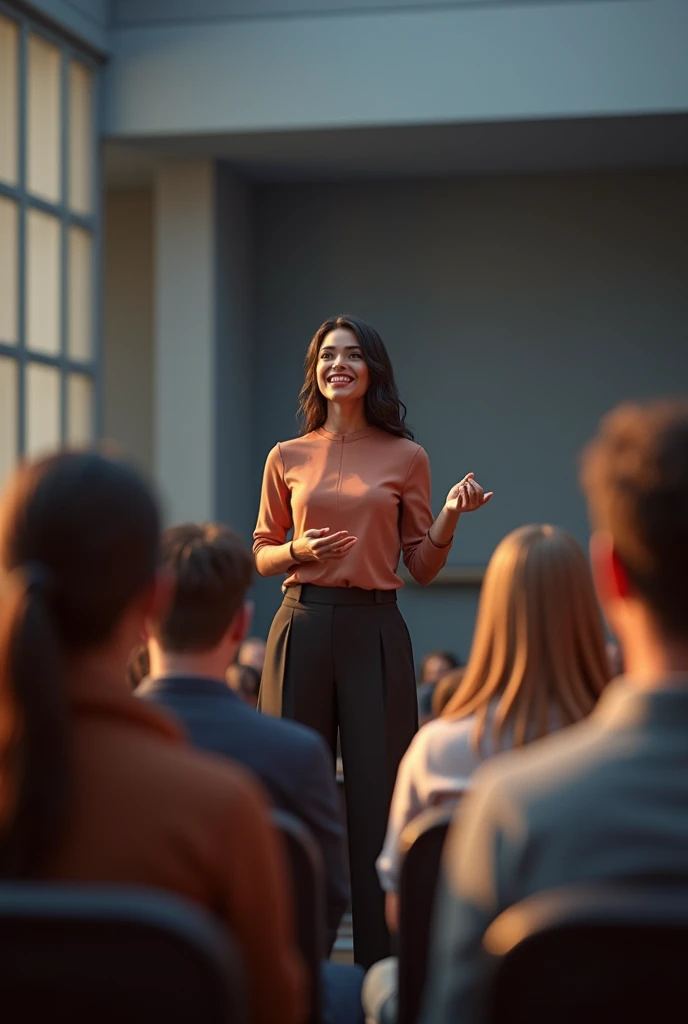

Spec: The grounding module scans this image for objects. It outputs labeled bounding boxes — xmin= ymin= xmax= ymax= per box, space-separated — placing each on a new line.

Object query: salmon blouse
xmin=253 ymin=426 xmax=453 ymax=590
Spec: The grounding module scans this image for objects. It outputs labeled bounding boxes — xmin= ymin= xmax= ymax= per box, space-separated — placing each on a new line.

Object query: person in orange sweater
xmin=254 ymin=314 xmax=492 ymax=968
xmin=0 ymin=451 xmax=306 ymax=1024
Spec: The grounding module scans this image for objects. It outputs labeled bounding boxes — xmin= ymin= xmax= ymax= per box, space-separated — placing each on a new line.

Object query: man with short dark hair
xmin=421 ymin=400 xmax=688 ymax=1024
xmin=138 ymin=523 xmax=361 ymax=1024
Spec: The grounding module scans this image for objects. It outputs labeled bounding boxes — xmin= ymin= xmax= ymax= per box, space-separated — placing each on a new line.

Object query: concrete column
xmin=153 ymin=160 xmax=254 ymax=534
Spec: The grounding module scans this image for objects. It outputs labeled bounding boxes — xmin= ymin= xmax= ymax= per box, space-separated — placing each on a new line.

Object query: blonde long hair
xmin=443 ymin=525 xmax=610 ymax=754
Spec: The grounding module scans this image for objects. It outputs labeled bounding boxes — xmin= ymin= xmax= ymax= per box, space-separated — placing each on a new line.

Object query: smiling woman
xmin=298 ymin=317 xmax=413 ymax=441
xmin=253 ymin=314 xmax=493 ymax=968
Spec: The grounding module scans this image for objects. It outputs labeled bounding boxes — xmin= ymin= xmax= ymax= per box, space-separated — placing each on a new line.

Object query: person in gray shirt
xmin=422 ymin=399 xmax=688 ymax=1024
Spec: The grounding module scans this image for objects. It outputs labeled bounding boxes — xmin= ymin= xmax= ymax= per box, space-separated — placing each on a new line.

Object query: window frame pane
xmin=26 ymin=205 xmax=61 ymax=355
xmin=68 ymin=59 xmax=93 ymax=215
xmin=68 ymin=223 xmax=93 ymax=362
xmin=26 ymin=360 xmax=61 ymax=457
xmin=0 ymin=194 xmax=19 ymax=344
xmin=67 ymin=370 xmax=93 ymax=445
xmin=0 ymin=354 xmax=19 ymax=490
xmin=26 ymin=30 xmax=62 ymax=204
xmin=0 ymin=12 xmax=19 ymax=187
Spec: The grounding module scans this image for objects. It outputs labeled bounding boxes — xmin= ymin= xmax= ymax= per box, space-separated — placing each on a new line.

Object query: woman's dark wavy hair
xmin=297 ymin=315 xmax=414 ymax=440
xmin=0 ymin=450 xmax=161 ymax=878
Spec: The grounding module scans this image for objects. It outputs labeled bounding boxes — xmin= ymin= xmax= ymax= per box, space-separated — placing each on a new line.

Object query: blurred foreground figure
xmin=0 ymin=451 xmax=305 ymax=1024
xmin=421 ymin=400 xmax=688 ymax=1024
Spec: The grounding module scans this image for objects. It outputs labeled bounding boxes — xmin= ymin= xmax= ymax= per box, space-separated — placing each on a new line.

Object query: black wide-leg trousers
xmin=258 ymin=584 xmax=418 ymax=969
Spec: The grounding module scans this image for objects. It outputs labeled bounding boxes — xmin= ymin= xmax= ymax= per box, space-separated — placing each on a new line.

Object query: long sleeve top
xmin=253 ymin=426 xmax=452 ymax=590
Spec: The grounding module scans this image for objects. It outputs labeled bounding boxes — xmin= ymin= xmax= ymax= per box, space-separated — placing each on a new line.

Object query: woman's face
xmin=316 ymin=328 xmax=370 ymax=405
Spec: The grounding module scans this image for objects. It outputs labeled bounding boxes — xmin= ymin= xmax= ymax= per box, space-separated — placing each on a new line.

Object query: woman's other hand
xmin=291 ymin=528 xmax=358 ymax=563
xmin=444 ymin=473 xmax=493 ymax=514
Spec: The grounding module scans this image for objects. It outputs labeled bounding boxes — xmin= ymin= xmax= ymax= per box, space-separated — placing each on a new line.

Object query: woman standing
xmin=254 ymin=314 xmax=492 ymax=967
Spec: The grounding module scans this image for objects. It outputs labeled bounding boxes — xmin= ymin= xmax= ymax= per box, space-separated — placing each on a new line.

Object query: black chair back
xmin=397 ymin=805 xmax=454 ymax=1024
xmin=484 ymin=883 xmax=688 ymax=1024
xmin=273 ymin=809 xmax=325 ymax=1024
xmin=0 ymin=884 xmax=244 ymax=1023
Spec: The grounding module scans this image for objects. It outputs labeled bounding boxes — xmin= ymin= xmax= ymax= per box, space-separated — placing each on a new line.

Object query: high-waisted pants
xmin=258 ymin=584 xmax=418 ymax=969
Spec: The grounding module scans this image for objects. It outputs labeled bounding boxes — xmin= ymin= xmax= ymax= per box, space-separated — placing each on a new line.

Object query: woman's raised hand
xmin=444 ymin=473 xmax=493 ymax=514
xmin=291 ymin=528 xmax=358 ymax=563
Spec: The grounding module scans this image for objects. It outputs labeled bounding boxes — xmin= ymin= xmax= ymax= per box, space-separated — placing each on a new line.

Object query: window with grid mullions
xmin=0 ymin=3 xmax=100 ymax=490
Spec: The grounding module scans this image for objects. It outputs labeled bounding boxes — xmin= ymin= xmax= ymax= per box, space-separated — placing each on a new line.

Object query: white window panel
xmin=0 ymin=196 xmax=18 ymax=344
xmin=0 ymin=356 xmax=18 ymax=490
xmin=68 ymin=226 xmax=93 ymax=361
xmin=67 ymin=373 xmax=93 ymax=445
xmin=26 ymin=362 xmax=61 ymax=457
xmin=0 ymin=15 xmax=19 ymax=186
xmin=27 ymin=34 xmax=61 ymax=203
xmin=27 ymin=208 xmax=61 ymax=355
xmin=69 ymin=61 xmax=93 ymax=214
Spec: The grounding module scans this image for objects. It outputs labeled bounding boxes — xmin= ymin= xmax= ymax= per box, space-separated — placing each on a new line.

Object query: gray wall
xmin=251 ymin=169 xmax=688 ymax=662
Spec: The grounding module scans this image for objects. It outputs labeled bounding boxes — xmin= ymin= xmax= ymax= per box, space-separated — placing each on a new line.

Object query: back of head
xmin=444 ymin=524 xmax=610 ymax=752
xmin=152 ymin=523 xmax=253 ymax=652
xmin=0 ymin=450 xmax=161 ymax=877
xmin=581 ymin=400 xmax=688 ymax=639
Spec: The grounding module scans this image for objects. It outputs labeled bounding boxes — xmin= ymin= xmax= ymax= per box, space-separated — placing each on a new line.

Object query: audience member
xmin=0 ymin=452 xmax=305 ymax=1024
xmin=364 ymin=524 xmax=610 ymax=1024
xmin=239 ymin=635 xmax=267 ymax=675
xmin=138 ymin=522 xmax=362 ymax=1024
xmin=417 ymin=650 xmax=460 ymax=722
xmin=226 ymin=661 xmax=261 ymax=708
xmin=421 ymin=400 xmax=688 ymax=1024
xmin=431 ymin=668 xmax=465 ymax=718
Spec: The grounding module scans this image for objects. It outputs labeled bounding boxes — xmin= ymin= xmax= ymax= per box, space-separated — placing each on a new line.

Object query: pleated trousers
xmin=258 ymin=584 xmax=418 ymax=969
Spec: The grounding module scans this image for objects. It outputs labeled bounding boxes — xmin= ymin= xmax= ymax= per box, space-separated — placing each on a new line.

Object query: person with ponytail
xmin=0 ymin=451 xmax=305 ymax=1024
xmin=254 ymin=314 xmax=492 ymax=967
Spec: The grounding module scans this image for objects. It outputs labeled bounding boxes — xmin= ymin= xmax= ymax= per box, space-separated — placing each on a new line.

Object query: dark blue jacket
xmin=137 ymin=675 xmax=349 ymax=953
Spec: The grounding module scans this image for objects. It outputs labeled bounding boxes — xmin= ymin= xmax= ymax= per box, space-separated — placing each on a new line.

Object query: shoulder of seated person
xmin=415 ymin=715 xmax=475 ymax=751
xmin=250 ymin=710 xmax=328 ymax=764
xmin=170 ymin=743 xmax=271 ymax=811
xmin=261 ymin=712 xmax=323 ymax=747
xmin=468 ymin=715 xmax=607 ymax=805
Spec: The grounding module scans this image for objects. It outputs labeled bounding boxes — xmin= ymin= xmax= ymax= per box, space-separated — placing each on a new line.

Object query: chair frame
xmin=272 ymin=809 xmax=326 ymax=1024
xmin=397 ymin=805 xmax=454 ymax=1024
xmin=0 ymin=883 xmax=244 ymax=1023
